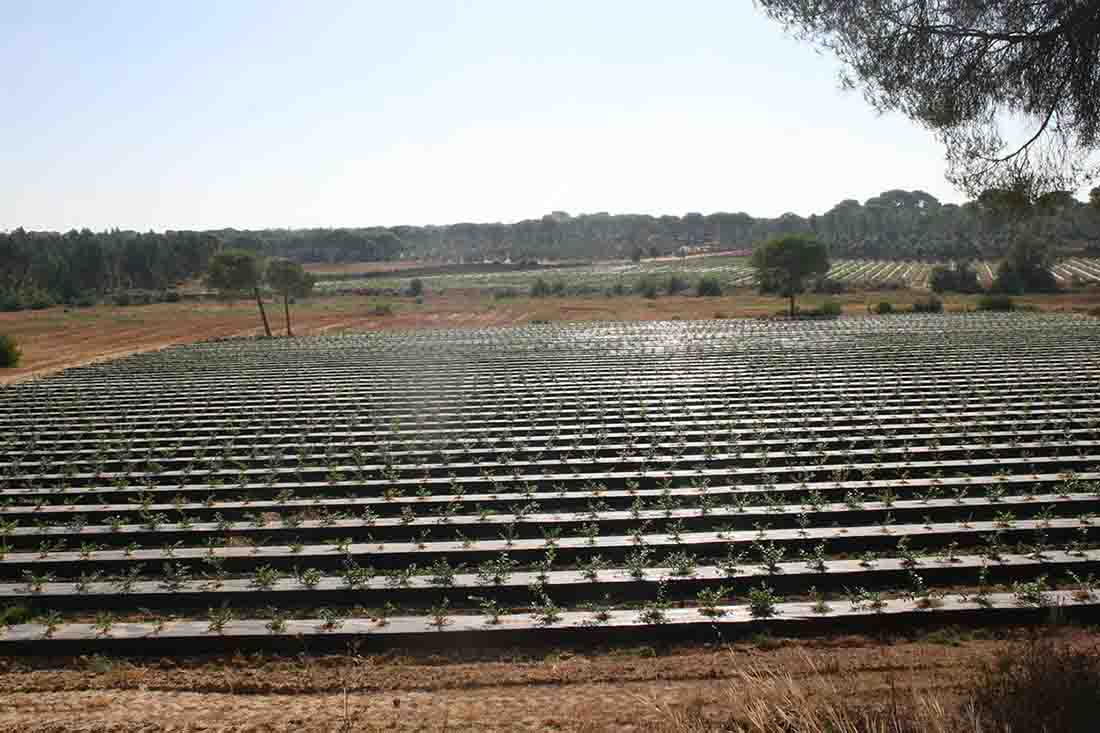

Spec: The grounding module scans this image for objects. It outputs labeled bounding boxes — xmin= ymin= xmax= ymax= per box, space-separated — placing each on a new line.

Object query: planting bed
xmin=2 ymin=313 xmax=1100 ymax=654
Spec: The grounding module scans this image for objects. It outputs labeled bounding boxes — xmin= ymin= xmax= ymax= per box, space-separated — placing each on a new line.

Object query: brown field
xmin=4 ymin=288 xmax=1100 ymax=385
xmin=0 ymin=627 xmax=1092 ymax=732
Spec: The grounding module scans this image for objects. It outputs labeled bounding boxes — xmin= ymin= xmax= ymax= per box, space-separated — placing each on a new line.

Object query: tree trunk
xmin=789 ymin=293 xmax=796 ymax=318
xmin=254 ymin=287 xmax=272 ymax=337
xmin=284 ymin=292 xmax=292 ymax=337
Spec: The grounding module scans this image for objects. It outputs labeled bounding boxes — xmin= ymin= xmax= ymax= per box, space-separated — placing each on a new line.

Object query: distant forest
xmin=4 ymin=189 xmax=1100 ymax=304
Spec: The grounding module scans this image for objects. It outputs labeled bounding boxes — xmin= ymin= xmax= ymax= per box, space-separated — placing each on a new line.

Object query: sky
xmin=1 ymin=0 xmax=966 ymax=232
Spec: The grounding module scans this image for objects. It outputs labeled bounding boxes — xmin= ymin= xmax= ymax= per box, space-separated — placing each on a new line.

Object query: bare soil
xmin=0 ymin=627 xmax=1094 ymax=732
xmin=5 ymin=289 xmax=1100 ymax=386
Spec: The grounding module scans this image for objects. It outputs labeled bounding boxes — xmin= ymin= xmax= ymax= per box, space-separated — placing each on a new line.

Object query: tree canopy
xmin=4 ymin=185 xmax=1100 ymax=309
xmin=207 ymin=250 xmax=272 ymax=337
xmin=757 ymin=0 xmax=1100 ymax=197
xmin=265 ymin=258 xmax=315 ymax=336
xmin=752 ymin=236 xmax=831 ymax=316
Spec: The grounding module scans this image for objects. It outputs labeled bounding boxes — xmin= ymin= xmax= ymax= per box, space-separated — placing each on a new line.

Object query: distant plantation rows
xmin=315 ymin=256 xmax=1100 ymax=296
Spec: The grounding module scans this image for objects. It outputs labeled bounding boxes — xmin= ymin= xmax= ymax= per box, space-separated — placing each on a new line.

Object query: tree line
xmin=4 ymin=188 xmax=1099 ymax=308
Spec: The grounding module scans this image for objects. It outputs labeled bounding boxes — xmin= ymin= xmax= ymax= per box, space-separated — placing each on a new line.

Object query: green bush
xmin=551 ymin=280 xmax=566 ymax=296
xmin=112 ymin=291 xmax=132 ymax=306
xmin=666 ymin=274 xmax=688 ymax=295
xmin=0 ymin=335 xmax=20 ymax=368
xmin=530 ymin=278 xmax=551 ymax=297
xmin=407 ymin=278 xmax=424 ymax=297
xmin=875 ymin=301 xmax=894 ymax=314
xmin=162 ymin=290 xmax=182 ymax=303
xmin=0 ymin=604 xmax=32 ymax=625
xmin=493 ymin=287 xmax=518 ymax=299
xmin=819 ymin=301 xmax=842 ymax=317
xmin=697 ymin=276 xmax=722 ymax=297
xmin=371 ymin=303 xmax=394 ymax=316
xmin=27 ymin=291 xmax=54 ymax=310
xmin=978 ymin=294 xmax=1015 ymax=311
xmin=0 ymin=291 xmax=23 ymax=312
xmin=636 ymin=276 xmax=659 ymax=299
xmin=912 ymin=296 xmax=944 ymax=313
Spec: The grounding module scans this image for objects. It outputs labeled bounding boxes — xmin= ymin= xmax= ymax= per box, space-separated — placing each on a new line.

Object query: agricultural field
xmin=314 ymin=256 xmax=1100 ymax=295
xmin=2 ymin=313 xmax=1100 ymax=656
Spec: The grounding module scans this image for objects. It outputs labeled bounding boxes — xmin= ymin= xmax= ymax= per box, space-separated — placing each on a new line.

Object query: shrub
xmin=0 ymin=291 xmax=23 ymax=312
xmin=0 ymin=335 xmax=21 ymax=368
xmin=978 ymin=294 xmax=1015 ymax=311
xmin=162 ymin=290 xmax=182 ymax=303
xmin=811 ymin=277 xmax=847 ymax=294
xmin=0 ymin=603 xmax=32 ymax=625
xmin=493 ymin=287 xmax=518 ymax=299
xmin=930 ymin=261 xmax=982 ymax=293
xmin=818 ymin=301 xmax=842 ymax=317
xmin=912 ymin=296 xmax=944 ymax=313
xmin=636 ymin=276 xmax=659 ymax=299
xmin=874 ymin=301 xmax=894 ymax=314
xmin=697 ymin=276 xmax=722 ymax=297
xmin=73 ymin=293 xmax=98 ymax=308
xmin=970 ymin=638 xmax=1100 ymax=733
xmin=407 ymin=278 xmax=424 ymax=297
xmin=27 ymin=291 xmax=54 ymax=310
xmin=551 ymin=280 xmax=566 ymax=296
xmin=530 ymin=278 xmax=551 ymax=297
xmin=666 ymin=274 xmax=688 ymax=295
xmin=371 ymin=303 xmax=394 ymax=316
xmin=112 ymin=291 xmax=132 ymax=307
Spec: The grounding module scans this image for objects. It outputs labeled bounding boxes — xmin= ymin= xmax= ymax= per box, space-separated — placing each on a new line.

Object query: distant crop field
xmin=2 ymin=313 xmax=1100 ymax=655
xmin=313 ymin=257 xmax=1100 ymax=296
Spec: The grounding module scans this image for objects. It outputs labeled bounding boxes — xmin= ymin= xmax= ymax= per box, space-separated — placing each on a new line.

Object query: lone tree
xmin=206 ymin=250 xmax=272 ymax=337
xmin=757 ymin=1 xmax=1100 ymax=197
xmin=752 ymin=236 xmax=830 ymax=317
xmin=993 ymin=236 xmax=1060 ymax=293
xmin=265 ymin=258 xmax=315 ymax=336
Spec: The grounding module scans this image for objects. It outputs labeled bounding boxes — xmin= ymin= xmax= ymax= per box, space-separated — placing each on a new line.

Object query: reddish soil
xmin=5 ymin=289 xmax=1100 ymax=386
xmin=0 ymin=628 xmax=1092 ymax=732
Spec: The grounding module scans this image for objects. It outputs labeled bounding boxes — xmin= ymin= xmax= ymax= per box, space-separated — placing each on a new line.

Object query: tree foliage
xmin=207 ymin=250 xmax=272 ymax=337
xmin=992 ymin=237 xmax=1060 ymax=293
xmin=265 ymin=258 xmax=315 ymax=336
xmin=752 ymin=236 xmax=831 ymax=316
xmin=930 ymin=261 xmax=982 ymax=293
xmin=206 ymin=250 xmax=262 ymax=293
xmin=758 ymin=0 xmax=1100 ymax=196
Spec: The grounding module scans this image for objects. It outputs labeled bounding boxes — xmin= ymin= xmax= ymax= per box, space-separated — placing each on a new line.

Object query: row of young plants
xmin=3 ymin=315 xmax=1100 ymax=651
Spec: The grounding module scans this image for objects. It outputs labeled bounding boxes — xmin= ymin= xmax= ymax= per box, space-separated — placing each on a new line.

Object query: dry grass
xmin=648 ymin=637 xmax=1100 ymax=733
xmin=646 ymin=655 xmax=971 ymax=733
xmin=2 ymin=632 xmax=1099 ymax=731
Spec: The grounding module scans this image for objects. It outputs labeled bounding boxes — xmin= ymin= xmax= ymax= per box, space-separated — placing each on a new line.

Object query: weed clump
xmin=978 ymin=294 xmax=1015 ymax=311
xmin=0 ymin=335 xmax=20 ymax=368
xmin=697 ymin=276 xmax=722 ymax=297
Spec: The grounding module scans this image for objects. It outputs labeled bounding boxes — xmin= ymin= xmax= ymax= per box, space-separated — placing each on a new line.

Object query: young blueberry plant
xmin=696 ymin=585 xmax=731 ymax=618
xmin=747 ymin=583 xmax=780 ymax=619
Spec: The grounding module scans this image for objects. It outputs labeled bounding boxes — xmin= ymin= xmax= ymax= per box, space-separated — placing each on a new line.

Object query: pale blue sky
xmin=2 ymin=1 xmax=962 ymax=232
